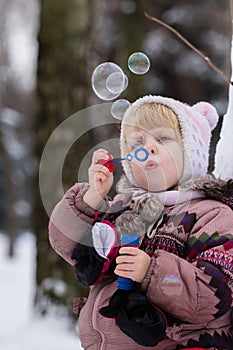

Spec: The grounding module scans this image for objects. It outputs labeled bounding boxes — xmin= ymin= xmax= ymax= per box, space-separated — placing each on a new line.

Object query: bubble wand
xmin=100 ymin=147 xmax=149 ymax=172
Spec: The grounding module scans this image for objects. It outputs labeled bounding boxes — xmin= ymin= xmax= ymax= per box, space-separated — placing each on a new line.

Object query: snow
xmin=214 ymin=36 xmax=233 ymax=179
xmin=5 ymin=0 xmax=39 ymax=91
xmin=0 ymin=232 xmax=83 ymax=350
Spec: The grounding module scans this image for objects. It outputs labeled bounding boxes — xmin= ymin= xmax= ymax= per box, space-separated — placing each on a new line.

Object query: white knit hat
xmin=120 ymin=95 xmax=219 ymax=186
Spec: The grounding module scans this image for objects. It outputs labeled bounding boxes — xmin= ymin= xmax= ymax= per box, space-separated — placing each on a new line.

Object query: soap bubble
xmin=106 ymin=72 xmax=127 ymax=94
xmin=111 ymin=99 xmax=131 ymax=120
xmin=91 ymin=62 xmax=126 ymax=101
xmin=128 ymin=52 xmax=150 ymax=75
xmin=123 ymin=74 xmax=129 ymax=90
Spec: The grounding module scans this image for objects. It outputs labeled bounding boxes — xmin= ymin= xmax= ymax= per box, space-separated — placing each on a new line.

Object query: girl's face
xmin=124 ymin=119 xmax=183 ymax=192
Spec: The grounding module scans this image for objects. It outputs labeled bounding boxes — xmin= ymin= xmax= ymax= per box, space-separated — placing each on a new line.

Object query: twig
xmin=230 ymin=0 xmax=233 ymax=32
xmin=144 ymin=12 xmax=232 ymax=86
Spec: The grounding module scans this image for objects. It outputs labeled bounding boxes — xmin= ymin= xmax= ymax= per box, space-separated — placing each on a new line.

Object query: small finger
xmin=92 ymin=150 xmax=110 ymax=164
xmin=114 ymin=268 xmax=130 ymax=279
xmin=115 ymin=265 xmax=134 ymax=273
xmin=96 ymin=173 xmax=107 ymax=182
xmin=119 ymin=247 xmax=139 ymax=256
xmin=116 ymin=255 xmax=134 ymax=264
xmin=90 ymin=164 xmax=111 ymax=176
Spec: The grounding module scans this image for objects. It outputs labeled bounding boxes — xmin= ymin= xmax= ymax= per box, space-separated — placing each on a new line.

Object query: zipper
xmin=91 ymin=284 xmax=108 ymax=350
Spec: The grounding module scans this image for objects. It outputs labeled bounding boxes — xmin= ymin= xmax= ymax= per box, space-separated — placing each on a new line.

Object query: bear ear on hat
xmin=192 ymin=101 xmax=219 ymax=130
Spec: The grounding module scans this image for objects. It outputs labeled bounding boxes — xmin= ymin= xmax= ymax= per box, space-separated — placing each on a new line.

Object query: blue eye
xmin=158 ymin=136 xmax=169 ymax=142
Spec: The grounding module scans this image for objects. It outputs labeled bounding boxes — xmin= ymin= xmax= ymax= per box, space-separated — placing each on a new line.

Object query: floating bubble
xmin=128 ymin=52 xmax=150 ymax=75
xmin=111 ymin=99 xmax=131 ymax=120
xmin=106 ymin=72 xmax=125 ymax=94
xmin=91 ymin=62 xmax=125 ymax=101
xmin=123 ymin=74 xmax=129 ymax=91
xmin=106 ymin=73 xmax=128 ymax=94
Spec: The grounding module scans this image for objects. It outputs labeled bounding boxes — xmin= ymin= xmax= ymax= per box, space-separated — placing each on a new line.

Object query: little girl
xmin=49 ymin=95 xmax=233 ymax=350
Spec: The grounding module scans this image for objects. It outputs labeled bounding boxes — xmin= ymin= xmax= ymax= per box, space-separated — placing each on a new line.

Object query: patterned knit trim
xmin=196 ymin=260 xmax=232 ymax=318
xmin=185 ymin=232 xmax=232 ymax=260
xmin=184 ymin=330 xmax=233 ymax=349
xmin=140 ymin=211 xmax=196 ymax=257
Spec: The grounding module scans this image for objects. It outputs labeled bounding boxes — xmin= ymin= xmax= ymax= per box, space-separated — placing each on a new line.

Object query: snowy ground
xmin=0 ymin=232 xmax=83 ymax=350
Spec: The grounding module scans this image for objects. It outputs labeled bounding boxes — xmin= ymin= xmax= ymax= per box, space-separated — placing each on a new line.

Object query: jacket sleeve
xmin=140 ymin=201 xmax=233 ymax=324
xmin=48 ymin=182 xmax=109 ymax=265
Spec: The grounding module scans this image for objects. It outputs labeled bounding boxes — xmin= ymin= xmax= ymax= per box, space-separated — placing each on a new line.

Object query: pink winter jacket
xmin=48 ymin=182 xmax=233 ymax=350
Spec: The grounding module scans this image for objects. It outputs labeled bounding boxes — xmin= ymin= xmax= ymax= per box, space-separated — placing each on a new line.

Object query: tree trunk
xmin=34 ymin=0 xmax=94 ymax=314
xmin=0 ymin=140 xmax=17 ymax=257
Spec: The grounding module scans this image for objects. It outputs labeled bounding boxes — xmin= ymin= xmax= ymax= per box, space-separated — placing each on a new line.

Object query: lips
xmin=145 ymin=160 xmax=158 ymax=171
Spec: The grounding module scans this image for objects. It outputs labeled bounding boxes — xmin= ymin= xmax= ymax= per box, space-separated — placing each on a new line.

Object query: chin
xmin=136 ymin=175 xmax=178 ymax=192
xmin=146 ymin=181 xmax=178 ymax=192
xmin=143 ymin=184 xmax=167 ymax=192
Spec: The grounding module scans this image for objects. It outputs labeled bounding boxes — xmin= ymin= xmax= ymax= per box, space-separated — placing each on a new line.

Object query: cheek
xmin=165 ymin=146 xmax=183 ymax=176
xmin=130 ymin=162 xmax=147 ymax=183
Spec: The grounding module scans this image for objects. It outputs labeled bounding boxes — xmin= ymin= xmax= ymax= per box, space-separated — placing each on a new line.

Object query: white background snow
xmin=213 ymin=37 xmax=233 ymax=179
xmin=0 ymin=232 xmax=83 ymax=350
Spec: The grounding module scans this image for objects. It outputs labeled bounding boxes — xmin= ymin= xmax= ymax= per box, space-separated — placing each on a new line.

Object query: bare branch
xmin=230 ymin=0 xmax=233 ymax=32
xmin=144 ymin=12 xmax=232 ymax=86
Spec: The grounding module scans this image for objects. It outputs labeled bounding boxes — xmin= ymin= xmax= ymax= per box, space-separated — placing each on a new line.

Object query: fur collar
xmin=191 ymin=175 xmax=233 ymax=209
xmin=117 ymin=174 xmax=233 ymax=209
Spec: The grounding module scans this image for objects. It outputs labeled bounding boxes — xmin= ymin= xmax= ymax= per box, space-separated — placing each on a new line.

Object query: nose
xmin=145 ymin=137 xmax=158 ymax=155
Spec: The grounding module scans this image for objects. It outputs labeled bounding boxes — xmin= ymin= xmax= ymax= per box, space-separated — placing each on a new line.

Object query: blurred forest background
xmin=0 ymin=0 xmax=232 ymax=316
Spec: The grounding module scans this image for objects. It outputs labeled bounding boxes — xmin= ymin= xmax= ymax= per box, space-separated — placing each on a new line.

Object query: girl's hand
xmin=83 ymin=149 xmax=114 ymax=209
xmin=115 ymin=247 xmax=151 ymax=283
xmin=89 ymin=149 xmax=114 ymax=196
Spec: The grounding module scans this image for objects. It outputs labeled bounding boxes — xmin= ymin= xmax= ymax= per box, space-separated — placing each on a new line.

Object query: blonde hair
xmin=128 ymin=103 xmax=180 ymax=132
xmin=122 ymin=102 xmax=182 ymax=155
